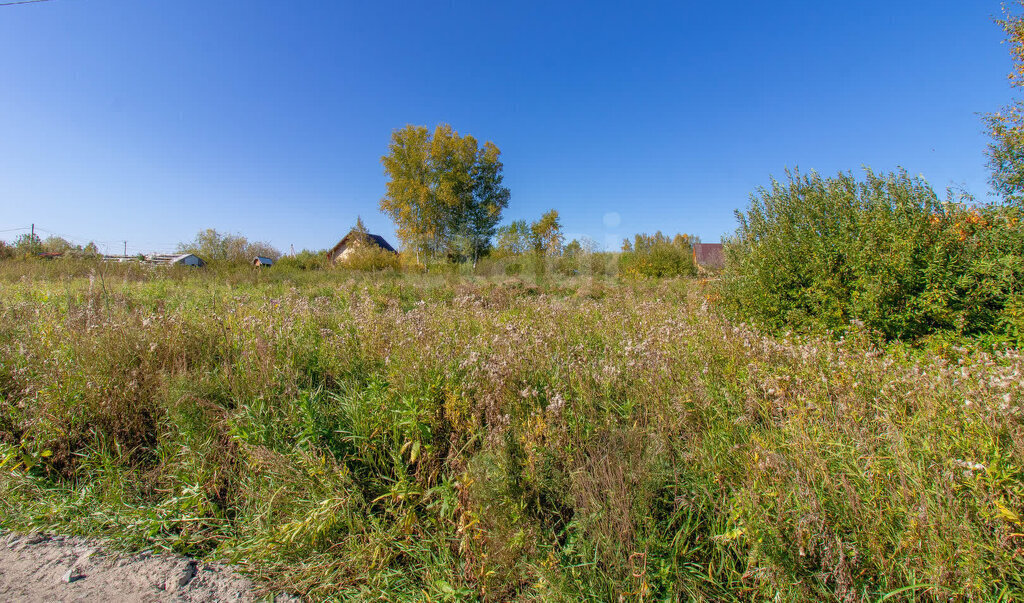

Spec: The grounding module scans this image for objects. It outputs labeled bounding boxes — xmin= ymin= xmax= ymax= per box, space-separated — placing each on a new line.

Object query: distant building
xmin=146 ymin=253 xmax=206 ymax=267
xmin=692 ymin=243 xmax=724 ymax=271
xmin=327 ymin=230 xmax=397 ymax=263
xmin=253 ymin=256 xmax=274 ymax=267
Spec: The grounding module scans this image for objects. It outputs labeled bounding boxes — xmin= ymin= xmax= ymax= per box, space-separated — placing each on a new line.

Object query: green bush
xmin=274 ymin=250 xmax=329 ymax=271
xmin=336 ymin=245 xmax=401 ymax=272
xmin=619 ymin=232 xmax=696 ymax=278
xmin=722 ymin=168 xmax=1024 ymax=342
xmin=554 ymin=254 xmax=579 ymax=276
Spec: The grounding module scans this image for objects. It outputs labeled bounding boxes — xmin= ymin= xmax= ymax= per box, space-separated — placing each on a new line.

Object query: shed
xmin=692 ymin=243 xmax=724 ymax=271
xmin=147 ymin=253 xmax=206 ymax=267
xmin=327 ymin=230 xmax=397 ymax=263
xmin=253 ymin=256 xmax=274 ymax=267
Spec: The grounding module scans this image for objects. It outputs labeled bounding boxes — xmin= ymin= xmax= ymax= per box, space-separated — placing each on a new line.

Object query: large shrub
xmin=722 ymin=168 xmax=1024 ymax=342
xmin=336 ymin=243 xmax=401 ymax=272
xmin=274 ymin=250 xmax=329 ymax=271
xmin=619 ymin=232 xmax=696 ymax=278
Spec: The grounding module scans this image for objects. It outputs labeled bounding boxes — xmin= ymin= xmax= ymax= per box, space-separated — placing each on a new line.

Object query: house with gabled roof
xmin=326 ymin=229 xmax=397 ymax=263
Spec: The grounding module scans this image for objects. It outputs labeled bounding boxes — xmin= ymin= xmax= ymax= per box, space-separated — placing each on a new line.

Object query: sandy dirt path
xmin=0 ymin=530 xmax=294 ymax=602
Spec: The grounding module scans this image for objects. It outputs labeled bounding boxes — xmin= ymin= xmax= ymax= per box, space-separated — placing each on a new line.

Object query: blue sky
xmin=0 ymin=1 xmax=1014 ymax=254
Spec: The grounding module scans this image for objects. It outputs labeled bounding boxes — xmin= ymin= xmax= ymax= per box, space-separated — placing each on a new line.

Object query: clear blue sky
xmin=0 ymin=1 xmax=1014 ymax=254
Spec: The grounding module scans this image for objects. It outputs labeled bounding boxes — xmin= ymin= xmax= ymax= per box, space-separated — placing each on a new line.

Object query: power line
xmin=3 ymin=223 xmax=183 ymax=255
xmin=30 ymin=224 xmax=182 ymax=254
xmin=0 ymin=0 xmax=56 ymax=6
xmin=33 ymin=226 xmax=110 ymax=247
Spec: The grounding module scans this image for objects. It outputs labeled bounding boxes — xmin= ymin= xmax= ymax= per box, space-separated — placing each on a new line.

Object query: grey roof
xmin=365 ymin=234 xmax=397 ymax=253
xmin=328 ymin=230 xmax=397 ymax=259
xmin=146 ymin=253 xmax=205 ymax=266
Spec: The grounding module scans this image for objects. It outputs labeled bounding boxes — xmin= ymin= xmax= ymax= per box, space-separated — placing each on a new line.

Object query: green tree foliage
xmin=722 ymin=168 xmax=1024 ymax=343
xmin=489 ymin=211 xmax=567 ymax=276
xmin=177 ymin=228 xmax=281 ymax=263
xmin=494 ymin=220 xmax=531 ymax=256
xmin=353 ymin=215 xmax=368 ymax=236
xmin=0 ymin=241 xmax=12 ymax=260
xmin=380 ymin=124 xmax=510 ymax=261
xmin=985 ymin=2 xmax=1024 ymax=206
xmin=344 ymin=215 xmax=372 ymax=248
xmin=7 ymin=234 xmax=99 ymax=258
xmin=530 ymin=209 xmax=563 ymax=256
xmin=13 ymin=232 xmax=42 ymax=256
xmin=618 ymin=232 xmax=696 ymax=278
xmin=40 ymin=237 xmax=100 ymax=258
xmin=41 ymin=236 xmax=74 ymax=254
xmin=274 ymin=249 xmax=330 ymax=271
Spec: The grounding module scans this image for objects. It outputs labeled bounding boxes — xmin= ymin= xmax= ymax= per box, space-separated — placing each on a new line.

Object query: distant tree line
xmin=0 ymin=233 xmax=100 ymax=260
xmin=376 ymin=124 xmax=700 ymax=278
xmin=176 ymin=229 xmax=281 ymax=264
xmin=620 ymin=232 xmax=697 ymax=278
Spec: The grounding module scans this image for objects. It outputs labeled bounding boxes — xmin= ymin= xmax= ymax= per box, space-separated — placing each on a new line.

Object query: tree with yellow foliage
xmin=530 ymin=209 xmax=563 ymax=256
xmin=380 ymin=124 xmax=510 ymax=262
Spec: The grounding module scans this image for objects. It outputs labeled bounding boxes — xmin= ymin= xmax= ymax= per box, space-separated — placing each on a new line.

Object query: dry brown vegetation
xmin=0 ymin=262 xmax=1022 ymax=600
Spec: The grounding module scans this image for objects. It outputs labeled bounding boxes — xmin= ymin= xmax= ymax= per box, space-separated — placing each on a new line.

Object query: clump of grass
xmin=1 ymin=263 xmax=1022 ymax=600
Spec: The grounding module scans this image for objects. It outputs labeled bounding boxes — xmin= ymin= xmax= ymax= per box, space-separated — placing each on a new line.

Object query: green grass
xmin=0 ymin=261 xmax=1022 ymax=601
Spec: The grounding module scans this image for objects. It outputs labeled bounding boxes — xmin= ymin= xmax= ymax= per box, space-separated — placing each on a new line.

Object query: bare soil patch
xmin=0 ymin=531 xmax=290 ymax=602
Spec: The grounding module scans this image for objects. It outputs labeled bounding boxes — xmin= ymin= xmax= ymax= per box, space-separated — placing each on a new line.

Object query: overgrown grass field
xmin=1 ymin=262 xmax=1022 ymax=601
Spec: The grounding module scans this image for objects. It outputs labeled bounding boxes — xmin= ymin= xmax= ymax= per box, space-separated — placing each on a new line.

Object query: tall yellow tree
xmin=380 ymin=125 xmax=434 ymax=253
xmin=530 ymin=209 xmax=563 ymax=256
xmin=380 ymin=124 xmax=510 ymax=260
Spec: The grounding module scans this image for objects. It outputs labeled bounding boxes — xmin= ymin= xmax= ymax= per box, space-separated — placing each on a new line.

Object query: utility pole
xmin=124 ymin=241 xmax=127 ymax=257
xmin=30 ymin=223 xmax=34 ymax=240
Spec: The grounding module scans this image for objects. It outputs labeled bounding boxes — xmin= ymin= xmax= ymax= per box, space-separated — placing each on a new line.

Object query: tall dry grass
xmin=0 ymin=262 xmax=1021 ymax=600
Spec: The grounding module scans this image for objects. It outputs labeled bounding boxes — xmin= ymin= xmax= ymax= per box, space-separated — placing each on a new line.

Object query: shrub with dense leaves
xmin=335 ymin=242 xmax=401 ymax=272
xmin=619 ymin=232 xmax=696 ymax=278
xmin=722 ymin=168 xmax=1024 ymax=343
xmin=274 ymin=250 xmax=330 ymax=271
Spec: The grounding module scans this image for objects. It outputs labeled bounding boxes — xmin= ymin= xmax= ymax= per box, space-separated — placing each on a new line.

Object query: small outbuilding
xmin=692 ymin=243 xmax=724 ymax=271
xmin=147 ymin=253 xmax=206 ymax=267
xmin=253 ymin=256 xmax=274 ymax=267
xmin=327 ymin=230 xmax=397 ymax=263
